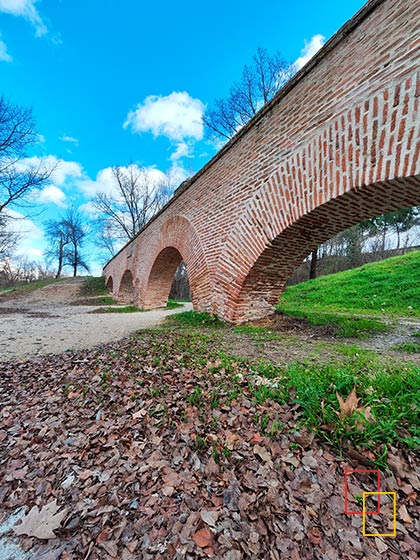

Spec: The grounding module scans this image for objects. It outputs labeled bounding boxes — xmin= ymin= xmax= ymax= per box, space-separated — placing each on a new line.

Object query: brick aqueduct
xmin=104 ymin=0 xmax=420 ymax=323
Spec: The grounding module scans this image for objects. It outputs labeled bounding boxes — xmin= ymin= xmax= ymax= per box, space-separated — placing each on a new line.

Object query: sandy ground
xmin=0 ymin=278 xmax=192 ymax=362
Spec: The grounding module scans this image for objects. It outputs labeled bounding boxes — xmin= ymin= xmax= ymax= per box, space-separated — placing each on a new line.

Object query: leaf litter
xmin=0 ymin=329 xmax=419 ymax=559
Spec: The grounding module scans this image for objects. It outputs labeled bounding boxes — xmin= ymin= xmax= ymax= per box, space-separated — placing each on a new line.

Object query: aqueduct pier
xmin=104 ymin=0 xmax=420 ymax=323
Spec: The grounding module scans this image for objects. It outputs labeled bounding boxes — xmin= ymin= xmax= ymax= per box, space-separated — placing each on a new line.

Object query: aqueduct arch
xmin=105 ymin=276 xmax=114 ymax=293
xmin=220 ymin=176 xmax=420 ymax=322
xmin=139 ymin=216 xmax=212 ymax=311
xmin=143 ymin=247 xmax=184 ymax=308
xmin=104 ymin=0 xmax=420 ymax=323
xmin=118 ymin=270 xmax=135 ymax=304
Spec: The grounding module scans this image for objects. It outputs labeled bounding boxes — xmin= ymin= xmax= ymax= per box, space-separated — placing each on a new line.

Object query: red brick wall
xmin=104 ymin=0 xmax=420 ymax=322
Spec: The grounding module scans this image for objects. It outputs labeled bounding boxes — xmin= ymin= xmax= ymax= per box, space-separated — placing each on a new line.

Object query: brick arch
xmin=143 ymin=247 xmax=184 ymax=308
xmin=105 ymin=275 xmax=114 ymax=293
xmin=118 ymin=270 xmax=135 ymax=304
xmin=140 ymin=215 xmax=212 ymax=311
xmin=215 ymin=73 xmax=420 ymax=322
xmin=227 ymin=177 xmax=420 ymax=321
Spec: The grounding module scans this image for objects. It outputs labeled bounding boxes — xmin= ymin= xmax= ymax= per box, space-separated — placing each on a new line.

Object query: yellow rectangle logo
xmin=362 ymin=492 xmax=397 ymax=537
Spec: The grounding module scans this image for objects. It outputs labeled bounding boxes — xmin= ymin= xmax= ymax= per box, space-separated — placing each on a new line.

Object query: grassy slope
xmin=80 ymin=276 xmax=108 ymax=296
xmin=278 ymin=250 xmax=420 ymax=318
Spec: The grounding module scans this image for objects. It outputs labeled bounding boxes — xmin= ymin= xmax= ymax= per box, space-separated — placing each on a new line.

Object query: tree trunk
xmin=309 ymin=248 xmax=318 ymax=280
xmin=55 ymin=238 xmax=63 ymax=279
xmin=381 ymin=226 xmax=387 ymax=254
xmin=73 ymin=245 xmax=78 ymax=277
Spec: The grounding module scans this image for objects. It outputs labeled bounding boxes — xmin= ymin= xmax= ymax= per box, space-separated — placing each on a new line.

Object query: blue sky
xmin=0 ymin=0 xmax=366 ymax=274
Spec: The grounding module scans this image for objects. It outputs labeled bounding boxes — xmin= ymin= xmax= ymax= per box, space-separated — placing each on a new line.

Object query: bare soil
xmin=0 ymin=278 xmax=192 ymax=362
xmin=237 ymin=312 xmax=420 ymax=365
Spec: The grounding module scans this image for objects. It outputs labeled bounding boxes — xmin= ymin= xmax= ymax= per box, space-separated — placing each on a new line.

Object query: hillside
xmin=278 ymin=250 xmax=420 ymax=317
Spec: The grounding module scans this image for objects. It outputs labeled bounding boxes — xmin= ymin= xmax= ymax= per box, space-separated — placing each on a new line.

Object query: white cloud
xmin=0 ymin=0 xmax=47 ymax=37
xmin=60 ymin=135 xmax=79 ymax=146
xmin=77 ymin=167 xmax=118 ymax=198
xmin=77 ymin=164 xmax=169 ymax=198
xmin=36 ymin=185 xmax=66 ymax=207
xmin=52 ymin=159 xmax=83 ymax=186
xmin=170 ymin=141 xmax=192 ymax=162
xmin=0 ymin=34 xmax=12 ymax=62
xmin=19 ymin=155 xmax=83 ymax=186
xmin=79 ymin=201 xmax=98 ymax=215
xmin=4 ymin=209 xmax=45 ymax=259
xmin=124 ymin=91 xmax=205 ymax=143
xmin=294 ymin=34 xmax=326 ymax=71
xmin=167 ymin=163 xmax=190 ymax=187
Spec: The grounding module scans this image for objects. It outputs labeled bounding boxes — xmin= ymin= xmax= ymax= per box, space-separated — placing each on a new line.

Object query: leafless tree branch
xmin=203 ymin=47 xmax=292 ymax=141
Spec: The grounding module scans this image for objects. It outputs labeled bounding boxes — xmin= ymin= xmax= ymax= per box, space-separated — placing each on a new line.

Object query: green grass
xmin=91 ymin=296 xmax=115 ymax=305
xmin=93 ymin=305 xmax=144 ymax=313
xmin=280 ymin=308 xmax=390 ymax=338
xmin=75 ymin=295 xmax=116 ymax=306
xmin=80 ymin=276 xmax=108 ymax=296
xmin=233 ymin=324 xmax=281 ymax=341
xmin=167 ymin=299 xmax=185 ymax=309
xmin=278 ymin=250 xmax=420 ymax=317
xmin=251 ymin=355 xmax=420 ymax=464
xmin=170 ymin=310 xmax=225 ymax=328
xmin=392 ymin=342 xmax=420 ymax=354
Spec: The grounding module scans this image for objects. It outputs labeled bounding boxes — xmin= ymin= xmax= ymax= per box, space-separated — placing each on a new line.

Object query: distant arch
xmin=118 ymin=270 xmax=135 ymax=304
xmin=105 ymin=276 xmax=114 ymax=293
xmin=143 ymin=247 xmax=184 ymax=308
xmin=141 ymin=215 xmax=212 ymax=312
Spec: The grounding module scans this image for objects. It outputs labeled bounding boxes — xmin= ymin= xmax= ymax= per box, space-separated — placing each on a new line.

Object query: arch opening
xmin=143 ymin=247 xmax=187 ymax=309
xmin=118 ymin=270 xmax=135 ymax=304
xmin=232 ymin=176 xmax=420 ymax=322
xmin=105 ymin=276 xmax=114 ymax=293
xmin=169 ymin=261 xmax=191 ymax=302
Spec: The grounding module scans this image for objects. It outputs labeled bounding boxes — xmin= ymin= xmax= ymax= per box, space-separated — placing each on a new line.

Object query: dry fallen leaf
xmin=1 ymin=310 xmax=418 ymax=559
xmin=336 ymin=387 xmax=359 ymax=417
xmin=388 ymin=450 xmax=420 ymax=489
xmin=253 ymin=444 xmax=271 ymax=463
xmin=192 ymin=528 xmax=213 ymax=548
xmin=375 ymin=537 xmax=388 ymax=554
xmin=336 ymin=387 xmax=374 ymax=427
xmin=200 ymin=509 xmax=219 ymax=528
xmin=205 ymin=457 xmax=219 ymax=475
xmin=399 ymin=503 xmax=412 ymax=524
xmin=13 ymin=500 xmax=67 ymax=540
xmin=307 ymin=526 xmax=322 ymax=545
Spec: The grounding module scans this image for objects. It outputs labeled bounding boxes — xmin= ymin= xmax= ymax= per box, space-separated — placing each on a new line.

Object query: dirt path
xmin=0 ymin=279 xmax=192 ymax=362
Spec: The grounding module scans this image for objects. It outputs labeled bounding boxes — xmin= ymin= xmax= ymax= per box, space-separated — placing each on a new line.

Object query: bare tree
xmin=46 ymin=207 xmax=90 ymax=277
xmin=94 ymin=164 xmax=172 ymax=256
xmin=45 ymin=219 xmax=70 ymax=278
xmin=0 ymin=96 xmax=53 ymax=214
xmin=0 ymin=214 xmax=20 ymax=259
xmin=62 ymin=207 xmax=90 ymax=277
xmin=0 ymin=256 xmax=40 ymax=287
xmin=203 ymin=47 xmax=292 ymax=141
